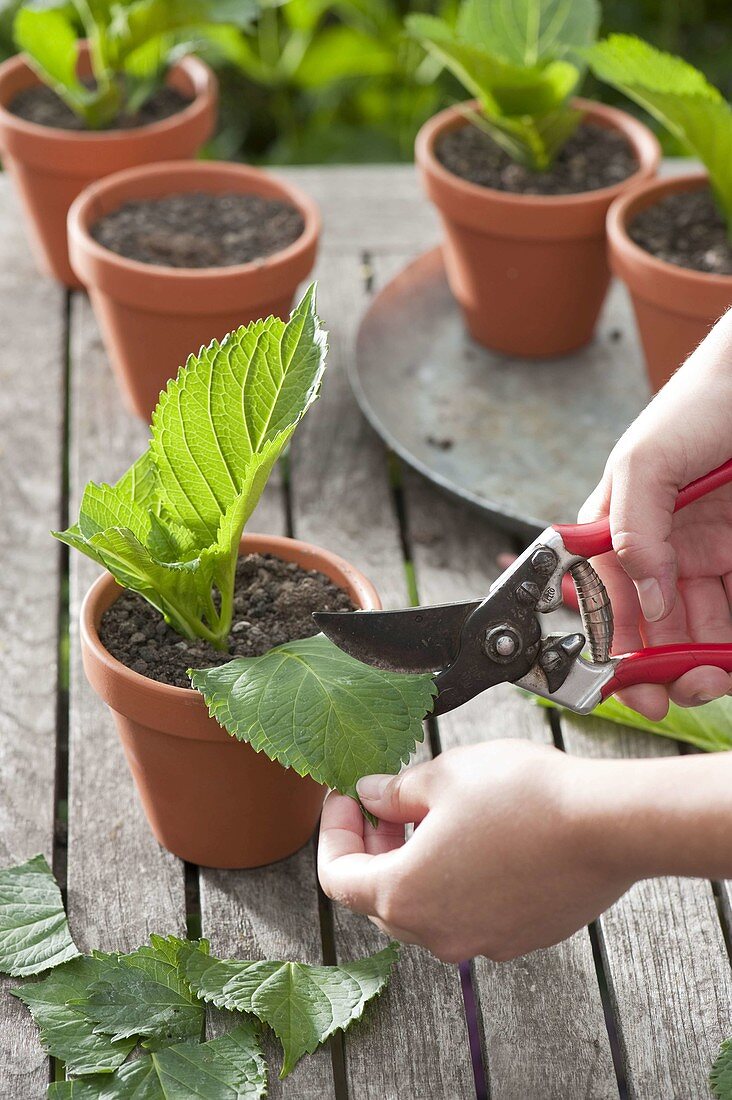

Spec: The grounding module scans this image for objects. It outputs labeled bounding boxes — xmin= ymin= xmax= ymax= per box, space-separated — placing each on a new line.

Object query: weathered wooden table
xmin=1 ymin=165 xmax=731 ymax=1100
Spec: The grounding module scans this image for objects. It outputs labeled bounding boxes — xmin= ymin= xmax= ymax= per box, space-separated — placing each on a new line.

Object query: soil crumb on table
xmin=100 ymin=553 xmax=355 ymax=689
xmin=8 ymin=84 xmax=190 ymax=131
xmin=436 ymin=121 xmax=637 ymax=195
xmin=91 ymin=192 xmax=306 ymax=267
xmin=629 ymin=187 xmax=732 ymax=275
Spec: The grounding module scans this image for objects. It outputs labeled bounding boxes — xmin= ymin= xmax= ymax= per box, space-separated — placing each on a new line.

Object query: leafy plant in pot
xmin=589 ymin=35 xmax=732 ymax=391
xmin=60 ymin=286 xmax=436 ymax=869
xmin=0 ymin=0 xmax=251 ymax=286
xmin=67 ymin=158 xmax=320 ymax=418
xmin=408 ymin=0 xmax=660 ymax=358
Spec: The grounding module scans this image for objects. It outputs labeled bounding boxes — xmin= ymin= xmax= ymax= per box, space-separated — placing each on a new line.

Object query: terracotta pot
xmin=81 ymin=533 xmax=380 ymax=869
xmin=68 ymin=160 xmax=321 ymax=419
xmin=0 ymin=49 xmax=216 ymax=287
xmin=607 ymin=172 xmax=732 ymax=392
xmin=415 ymin=98 xmax=661 ymax=357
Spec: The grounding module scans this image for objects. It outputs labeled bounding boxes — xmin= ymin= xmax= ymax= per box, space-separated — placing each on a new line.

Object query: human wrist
xmin=568 ymin=753 xmax=732 ymax=883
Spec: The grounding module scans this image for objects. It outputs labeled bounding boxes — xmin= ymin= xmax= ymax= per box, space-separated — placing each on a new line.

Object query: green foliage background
xmin=1 ymin=0 xmax=730 ymax=163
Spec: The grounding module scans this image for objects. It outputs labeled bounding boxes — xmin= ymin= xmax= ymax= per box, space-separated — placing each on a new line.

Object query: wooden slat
xmin=289 ymin=248 xmax=475 ymax=1099
xmin=278 ymin=166 xmax=439 ymax=257
xmin=399 ymin=463 xmax=619 ymax=1100
xmin=0 ymin=180 xmax=65 ymax=1099
xmin=66 ymin=295 xmax=186 ymax=952
xmin=560 ymin=713 xmax=732 ymax=1099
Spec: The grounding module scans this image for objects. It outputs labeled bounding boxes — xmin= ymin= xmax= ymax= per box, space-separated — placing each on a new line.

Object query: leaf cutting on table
xmin=532 ymin=690 xmax=732 ymax=754
xmin=0 ymin=854 xmax=80 ymax=978
xmin=712 ymin=1039 xmax=732 ymax=1099
xmin=189 ymin=633 xmax=437 ymax=801
xmin=82 ymin=935 xmax=209 ymax=1048
xmin=12 ymin=955 xmax=135 ymax=1077
xmin=183 ymin=942 xmax=399 ymax=1077
xmin=47 ymin=1021 xmax=267 ymax=1099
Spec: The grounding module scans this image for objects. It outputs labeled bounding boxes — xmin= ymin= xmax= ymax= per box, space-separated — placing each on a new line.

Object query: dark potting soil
xmin=99 ymin=553 xmax=355 ymax=689
xmin=90 ymin=192 xmax=306 ymax=267
xmin=629 ymin=187 xmax=732 ymax=276
xmin=7 ymin=84 xmax=191 ymax=132
xmin=436 ymin=122 xmax=637 ymax=195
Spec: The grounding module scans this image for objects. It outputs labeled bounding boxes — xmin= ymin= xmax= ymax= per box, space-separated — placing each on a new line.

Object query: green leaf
xmin=405 ymin=11 xmax=583 ymax=169
xmin=14 ymin=6 xmax=90 ymax=113
xmin=457 ymin=0 xmax=600 ymax=67
xmin=183 ymin=942 xmax=399 ymax=1077
xmin=82 ymin=935 xmax=209 ymax=1047
xmin=0 ymin=854 xmax=80 ymax=977
xmin=712 ymin=1038 xmax=732 ymax=1099
xmin=55 ymin=286 xmax=327 ymax=647
xmin=587 ymin=35 xmax=732 ymax=228
xmin=533 ymin=689 xmax=732 ymax=754
xmin=150 ymin=284 xmax=326 ymax=548
xmin=189 ymin=633 xmax=436 ymax=800
xmin=12 ymin=955 xmax=135 ymax=1076
xmin=47 ymin=1021 xmax=267 ymax=1099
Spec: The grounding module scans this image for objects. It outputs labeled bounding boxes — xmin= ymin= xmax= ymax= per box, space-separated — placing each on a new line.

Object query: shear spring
xmin=570 ymin=560 xmax=614 ymax=663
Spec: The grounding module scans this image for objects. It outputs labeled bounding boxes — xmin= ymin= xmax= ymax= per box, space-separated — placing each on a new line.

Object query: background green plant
xmin=1 ymin=0 xmax=730 ymax=161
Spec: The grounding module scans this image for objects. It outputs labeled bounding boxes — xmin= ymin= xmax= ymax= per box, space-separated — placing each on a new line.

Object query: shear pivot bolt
xmin=484 ymin=625 xmax=522 ymax=663
xmin=517 ymin=581 xmax=541 ymax=604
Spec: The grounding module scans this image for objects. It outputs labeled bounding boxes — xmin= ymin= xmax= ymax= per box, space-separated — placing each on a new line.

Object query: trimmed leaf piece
xmin=12 ymin=955 xmax=135 ymax=1077
xmin=533 ymin=690 xmax=732 ymax=754
xmin=189 ymin=634 xmax=436 ymax=799
xmin=587 ymin=35 xmax=732 ymax=229
xmin=0 ymin=854 xmax=79 ymax=977
xmin=183 ymin=942 xmax=399 ymax=1077
xmin=83 ymin=935 xmax=209 ymax=1048
xmin=406 ymin=0 xmax=599 ymax=170
xmin=55 ymin=286 xmax=326 ymax=648
xmin=711 ymin=1038 xmax=732 ymax=1099
xmin=47 ymin=1020 xmax=267 ymax=1099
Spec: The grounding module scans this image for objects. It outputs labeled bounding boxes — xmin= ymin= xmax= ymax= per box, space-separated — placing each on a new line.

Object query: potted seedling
xmin=408 ymin=0 xmax=660 ymax=358
xmin=0 ymin=0 xmax=250 ymax=285
xmin=67 ymin=159 xmax=320 ymax=418
xmin=589 ymin=36 xmax=732 ymax=391
xmin=58 ymin=286 xmax=435 ymax=869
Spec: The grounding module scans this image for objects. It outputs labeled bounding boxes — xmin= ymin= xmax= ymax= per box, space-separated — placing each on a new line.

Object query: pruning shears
xmin=314 ymin=460 xmax=732 ymax=716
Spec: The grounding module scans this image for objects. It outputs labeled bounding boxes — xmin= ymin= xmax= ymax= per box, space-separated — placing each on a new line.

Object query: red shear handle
xmin=601 ymin=644 xmax=732 ymax=699
xmin=554 ymin=457 xmax=732 ymax=558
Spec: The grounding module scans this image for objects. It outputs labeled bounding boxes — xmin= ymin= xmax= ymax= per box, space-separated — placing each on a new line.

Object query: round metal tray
xmin=352 ymin=248 xmax=651 ymax=535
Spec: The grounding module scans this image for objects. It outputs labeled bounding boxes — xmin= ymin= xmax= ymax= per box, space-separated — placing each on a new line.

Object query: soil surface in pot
xmin=91 ymin=192 xmax=306 ymax=267
xmin=629 ymin=187 xmax=732 ymax=275
xmin=436 ymin=121 xmax=637 ymax=195
xmin=7 ymin=84 xmax=191 ymax=131
xmin=99 ymin=554 xmax=354 ymax=689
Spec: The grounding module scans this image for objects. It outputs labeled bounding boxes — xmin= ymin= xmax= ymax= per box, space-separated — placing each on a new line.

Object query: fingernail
xmin=637 ymin=578 xmax=665 ymax=622
xmin=694 ymin=692 xmax=718 ymax=705
xmin=356 ymin=774 xmax=392 ymax=801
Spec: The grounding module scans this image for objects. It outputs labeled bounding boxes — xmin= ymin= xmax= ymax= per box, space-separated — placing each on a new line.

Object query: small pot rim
xmin=80 ymin=532 xmax=381 ymax=706
xmin=415 ymin=96 xmax=661 ymax=208
xmin=0 ymin=50 xmax=215 ymax=144
xmin=67 ymin=159 xmax=322 ymax=281
xmin=606 ymin=169 xmax=732 ymax=287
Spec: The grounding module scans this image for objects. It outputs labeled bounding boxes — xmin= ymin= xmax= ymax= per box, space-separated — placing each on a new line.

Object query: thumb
xmin=356 ymin=764 xmax=436 ymax=824
xmin=609 ymin=452 xmax=679 ymax=622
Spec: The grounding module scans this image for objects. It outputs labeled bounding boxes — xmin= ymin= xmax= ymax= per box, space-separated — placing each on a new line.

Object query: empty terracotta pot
xmin=415 ymin=98 xmax=660 ymax=358
xmin=607 ymin=172 xmax=732 ymax=392
xmin=0 ymin=49 xmax=216 ymax=287
xmin=68 ymin=160 xmax=321 ymax=419
xmin=81 ymin=533 xmax=380 ymax=869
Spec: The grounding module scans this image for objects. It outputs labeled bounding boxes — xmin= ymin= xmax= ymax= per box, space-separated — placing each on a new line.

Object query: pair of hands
xmin=318 ymin=310 xmax=732 ymax=962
